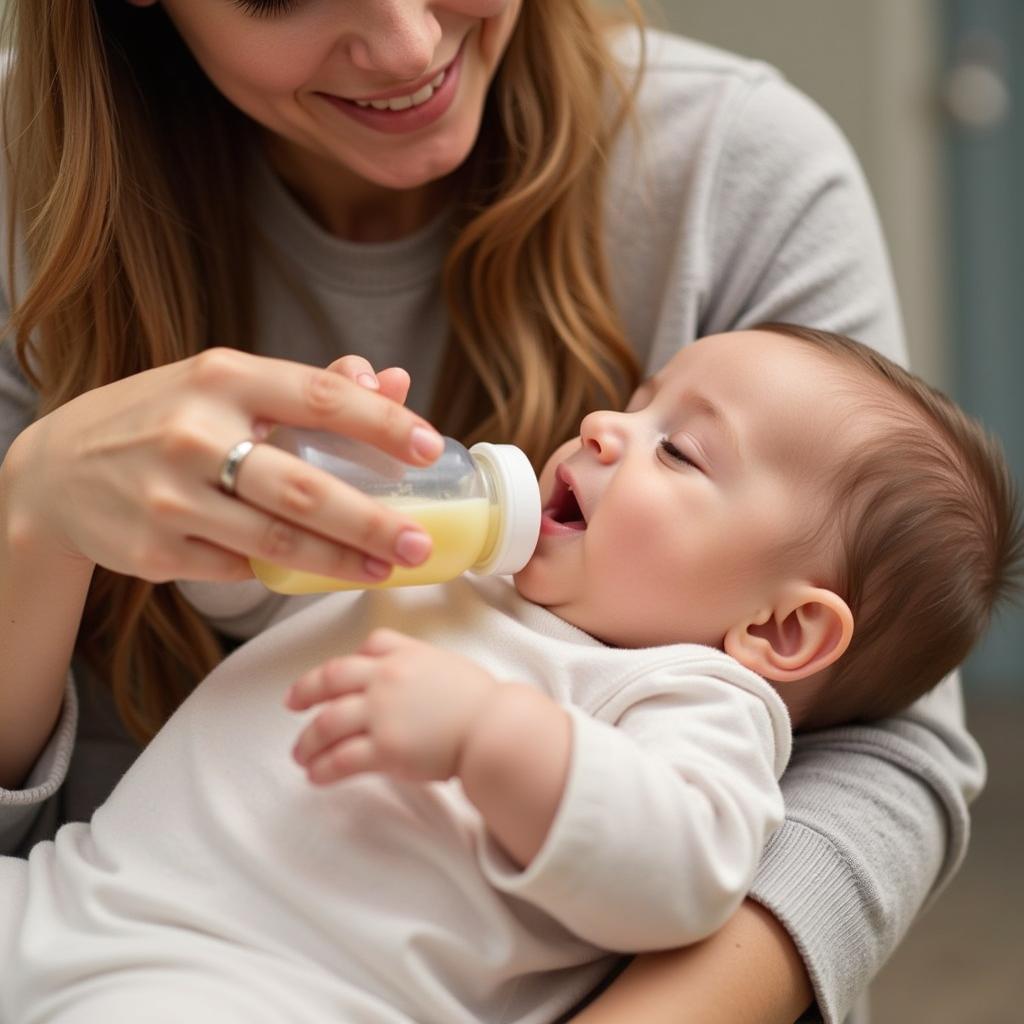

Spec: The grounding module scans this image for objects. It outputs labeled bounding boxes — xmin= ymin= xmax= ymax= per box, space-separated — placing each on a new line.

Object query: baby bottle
xmin=250 ymin=428 xmax=541 ymax=594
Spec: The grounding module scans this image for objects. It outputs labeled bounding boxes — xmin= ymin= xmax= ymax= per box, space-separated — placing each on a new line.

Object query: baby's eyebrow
xmin=687 ymin=394 xmax=741 ymax=460
xmin=642 ymin=378 xmax=742 ymax=462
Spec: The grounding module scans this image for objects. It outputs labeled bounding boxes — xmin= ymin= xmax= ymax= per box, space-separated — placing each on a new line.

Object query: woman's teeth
xmin=351 ymin=71 xmax=446 ymax=112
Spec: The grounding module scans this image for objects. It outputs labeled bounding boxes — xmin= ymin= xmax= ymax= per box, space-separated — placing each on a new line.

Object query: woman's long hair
xmin=2 ymin=0 xmax=644 ymax=743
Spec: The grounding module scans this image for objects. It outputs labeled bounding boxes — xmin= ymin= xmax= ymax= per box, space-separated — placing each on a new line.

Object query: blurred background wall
xmin=631 ymin=2 xmax=1023 ymax=1022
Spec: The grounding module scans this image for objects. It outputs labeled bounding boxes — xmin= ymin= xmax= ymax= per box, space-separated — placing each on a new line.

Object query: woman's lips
xmin=318 ymin=42 xmax=464 ymax=135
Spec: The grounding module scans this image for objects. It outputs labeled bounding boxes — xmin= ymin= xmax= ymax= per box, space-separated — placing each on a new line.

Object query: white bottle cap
xmin=468 ymin=442 xmax=541 ymax=576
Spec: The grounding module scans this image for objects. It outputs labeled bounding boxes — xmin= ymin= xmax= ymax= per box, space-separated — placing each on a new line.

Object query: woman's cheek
xmin=476 ymin=0 xmax=523 ymax=61
xmin=446 ymin=0 xmax=518 ymax=19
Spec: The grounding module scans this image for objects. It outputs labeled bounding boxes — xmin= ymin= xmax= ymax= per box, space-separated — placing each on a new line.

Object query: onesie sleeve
xmin=701 ymin=74 xmax=986 ymax=1023
xmin=476 ymin=661 xmax=789 ymax=952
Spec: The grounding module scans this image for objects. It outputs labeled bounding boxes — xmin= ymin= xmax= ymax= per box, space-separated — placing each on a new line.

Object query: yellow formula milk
xmin=250 ymin=431 xmax=540 ymax=594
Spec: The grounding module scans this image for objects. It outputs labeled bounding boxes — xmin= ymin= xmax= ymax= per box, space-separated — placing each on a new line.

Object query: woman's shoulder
xmin=604 ymin=24 xmax=863 ymax=236
xmin=600 ymin=26 xmax=901 ymax=369
xmin=611 ymin=25 xmax=779 ymax=86
xmin=609 ymin=26 xmax=848 ymax=160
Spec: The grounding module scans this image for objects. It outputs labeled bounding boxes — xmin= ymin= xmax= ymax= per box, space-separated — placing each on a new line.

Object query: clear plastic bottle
xmin=250 ymin=428 xmax=541 ymax=594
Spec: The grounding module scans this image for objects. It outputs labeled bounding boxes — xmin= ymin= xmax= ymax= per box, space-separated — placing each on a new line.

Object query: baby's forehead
xmin=650 ymin=331 xmax=914 ymax=467
xmin=643 ymin=330 xmax=843 ymax=406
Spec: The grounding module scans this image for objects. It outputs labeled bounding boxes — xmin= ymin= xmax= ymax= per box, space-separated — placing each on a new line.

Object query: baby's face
xmin=515 ymin=330 xmax=849 ymax=649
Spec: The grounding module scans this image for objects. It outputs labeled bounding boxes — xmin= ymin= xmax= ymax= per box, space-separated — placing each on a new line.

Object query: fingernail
xmin=357 ymin=373 xmax=379 ymax=390
xmin=394 ymin=529 xmax=432 ymax=567
xmin=363 ymin=556 xmax=392 ymax=580
xmin=410 ymin=425 xmax=443 ymax=462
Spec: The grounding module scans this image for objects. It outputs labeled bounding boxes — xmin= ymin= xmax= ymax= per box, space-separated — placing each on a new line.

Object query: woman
xmin=0 ymin=2 xmax=983 ymax=1022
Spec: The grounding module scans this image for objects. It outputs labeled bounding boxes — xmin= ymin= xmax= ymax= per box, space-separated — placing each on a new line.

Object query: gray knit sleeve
xmin=705 ymin=75 xmax=987 ymax=1022
xmin=0 ymin=677 xmax=78 ymax=855
xmin=751 ymin=679 xmax=983 ymax=1023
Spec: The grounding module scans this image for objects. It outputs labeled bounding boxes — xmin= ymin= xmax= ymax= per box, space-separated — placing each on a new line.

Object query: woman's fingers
xmin=209 ymin=444 xmax=432 ymax=571
xmin=127 ymin=534 xmax=258 ymax=584
xmin=325 ymin=354 xmax=380 ymax=392
xmin=15 ymin=348 xmax=437 ymax=586
xmin=376 ymin=367 xmax=412 ymax=405
xmin=178 ymin=537 xmax=260 ymax=582
xmin=189 ymin=349 xmax=441 ymax=466
xmin=326 ymin=355 xmax=412 ymax=406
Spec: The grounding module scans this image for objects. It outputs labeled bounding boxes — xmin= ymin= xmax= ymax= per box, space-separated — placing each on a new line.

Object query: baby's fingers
xmin=305 ymin=737 xmax=377 ymax=785
xmin=358 ymin=627 xmax=416 ymax=657
xmin=292 ymin=694 xmax=369 ymax=766
xmin=286 ymin=655 xmax=373 ymax=710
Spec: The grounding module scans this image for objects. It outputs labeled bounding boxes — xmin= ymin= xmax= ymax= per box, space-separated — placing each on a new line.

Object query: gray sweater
xmin=0 ymin=29 xmax=986 ymax=1024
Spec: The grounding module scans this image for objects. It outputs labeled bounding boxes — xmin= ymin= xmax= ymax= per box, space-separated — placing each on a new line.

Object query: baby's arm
xmin=286 ymin=627 xmax=571 ymax=867
xmin=288 ymin=634 xmax=787 ymax=952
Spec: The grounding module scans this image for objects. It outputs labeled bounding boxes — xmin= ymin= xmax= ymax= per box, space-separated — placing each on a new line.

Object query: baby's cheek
xmin=592 ymin=507 xmax=685 ymax=595
xmin=589 ymin=512 xmax=666 ymax=588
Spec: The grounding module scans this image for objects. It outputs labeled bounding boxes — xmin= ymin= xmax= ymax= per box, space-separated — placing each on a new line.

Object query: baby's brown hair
xmin=757 ymin=324 xmax=1023 ymax=730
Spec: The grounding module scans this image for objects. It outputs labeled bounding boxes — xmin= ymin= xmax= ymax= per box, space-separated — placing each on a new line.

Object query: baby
xmin=2 ymin=325 xmax=1020 ymax=1024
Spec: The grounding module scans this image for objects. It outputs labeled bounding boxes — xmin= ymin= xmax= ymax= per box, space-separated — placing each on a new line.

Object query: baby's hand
xmin=286 ymin=628 xmax=500 ymax=785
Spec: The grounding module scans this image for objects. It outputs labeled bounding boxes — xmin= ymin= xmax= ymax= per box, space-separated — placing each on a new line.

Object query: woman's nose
xmin=579 ymin=410 xmax=627 ymax=463
xmin=345 ymin=2 xmax=443 ymax=82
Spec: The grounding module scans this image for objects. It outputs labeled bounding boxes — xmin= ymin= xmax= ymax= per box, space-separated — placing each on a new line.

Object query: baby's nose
xmin=579 ymin=410 xmax=627 ymax=463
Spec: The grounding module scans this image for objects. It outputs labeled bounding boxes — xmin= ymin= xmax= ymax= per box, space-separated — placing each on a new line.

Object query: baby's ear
xmin=723 ymin=586 xmax=853 ymax=682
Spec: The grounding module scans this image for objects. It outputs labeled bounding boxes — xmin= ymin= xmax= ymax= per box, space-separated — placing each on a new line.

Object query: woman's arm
xmin=748 ymin=683 xmax=982 ymax=1022
xmin=0 ymin=338 xmax=447 ymax=849
xmin=0 ymin=340 xmax=89 ymax=847
xmin=571 ymin=899 xmax=812 ymax=1024
xmin=0 ymin=437 xmax=95 ymax=789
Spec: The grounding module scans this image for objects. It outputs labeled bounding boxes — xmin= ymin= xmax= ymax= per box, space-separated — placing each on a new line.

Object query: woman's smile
xmin=153 ymin=0 xmax=523 ymax=208
xmin=317 ymin=38 xmax=465 ymax=135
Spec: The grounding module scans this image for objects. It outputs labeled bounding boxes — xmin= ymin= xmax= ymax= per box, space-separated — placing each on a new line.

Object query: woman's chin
xmin=342 ymin=128 xmax=477 ymax=194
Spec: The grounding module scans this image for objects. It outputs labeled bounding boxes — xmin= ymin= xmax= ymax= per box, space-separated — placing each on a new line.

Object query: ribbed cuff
xmin=748 ymin=820 xmax=867 ymax=1024
xmin=0 ymin=676 xmax=77 ymax=854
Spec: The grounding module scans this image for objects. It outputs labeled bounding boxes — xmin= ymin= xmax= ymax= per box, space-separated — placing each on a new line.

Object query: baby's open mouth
xmin=544 ymin=468 xmax=587 ymax=531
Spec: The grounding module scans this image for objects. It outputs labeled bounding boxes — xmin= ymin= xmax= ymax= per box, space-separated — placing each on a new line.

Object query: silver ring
xmin=218 ymin=440 xmax=256 ymax=496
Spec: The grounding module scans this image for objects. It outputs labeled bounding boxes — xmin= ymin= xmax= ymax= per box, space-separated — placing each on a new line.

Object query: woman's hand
xmin=3 ymin=349 xmax=441 ymax=586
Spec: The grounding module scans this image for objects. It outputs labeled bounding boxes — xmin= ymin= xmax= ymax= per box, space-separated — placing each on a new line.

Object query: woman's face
xmin=130 ymin=1 xmax=522 ymax=193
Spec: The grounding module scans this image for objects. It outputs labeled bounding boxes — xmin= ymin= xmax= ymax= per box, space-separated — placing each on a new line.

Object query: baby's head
xmin=515 ymin=325 xmax=1023 ymax=729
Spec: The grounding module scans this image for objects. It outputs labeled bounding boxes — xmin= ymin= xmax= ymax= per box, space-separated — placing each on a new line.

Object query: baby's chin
xmin=505 ymin=561 xmax=557 ymax=606
xmin=511 ymin=568 xmax=620 ymax=646
xmin=511 ymin=562 xmax=541 ymax=601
